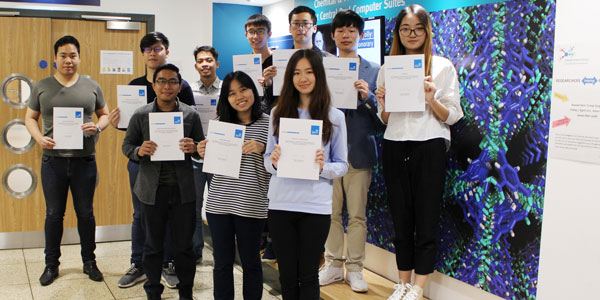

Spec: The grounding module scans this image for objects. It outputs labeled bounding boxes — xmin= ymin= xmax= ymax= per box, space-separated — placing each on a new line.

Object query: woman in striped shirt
xmin=197 ymin=71 xmax=270 ymax=300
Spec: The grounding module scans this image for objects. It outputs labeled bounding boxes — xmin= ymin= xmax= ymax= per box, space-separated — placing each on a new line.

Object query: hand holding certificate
xmin=193 ymin=94 xmax=218 ymax=136
xmin=117 ymin=85 xmax=147 ymax=128
xmin=148 ymin=112 xmax=184 ymax=161
xmin=202 ymin=120 xmax=246 ymax=178
xmin=53 ymin=107 xmax=83 ymax=150
xmin=323 ymin=57 xmax=360 ymax=109
xmin=384 ymin=54 xmax=425 ymax=112
xmin=277 ymin=118 xmax=323 ymax=180
xmin=233 ymin=54 xmax=263 ymax=96
xmin=272 ymin=49 xmax=299 ymax=96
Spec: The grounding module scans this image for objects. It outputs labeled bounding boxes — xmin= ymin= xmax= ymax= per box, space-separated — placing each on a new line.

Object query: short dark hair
xmin=245 ymin=14 xmax=271 ymax=32
xmin=331 ymin=10 xmax=365 ymax=35
xmin=217 ymin=71 xmax=263 ymax=124
xmin=140 ymin=32 xmax=169 ymax=53
xmin=288 ymin=5 xmax=317 ymax=25
xmin=54 ymin=35 xmax=80 ymax=56
xmin=153 ymin=63 xmax=182 ymax=84
xmin=193 ymin=46 xmax=218 ymax=61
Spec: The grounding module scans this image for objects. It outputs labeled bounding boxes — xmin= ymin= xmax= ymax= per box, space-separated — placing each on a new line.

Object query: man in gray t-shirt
xmin=24 ymin=35 xmax=109 ymax=287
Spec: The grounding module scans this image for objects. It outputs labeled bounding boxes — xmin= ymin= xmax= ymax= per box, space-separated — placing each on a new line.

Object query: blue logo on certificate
xmin=211 ymin=99 xmax=217 ymax=106
xmin=349 ymin=62 xmax=357 ymax=71
xmin=139 ymin=89 xmax=145 ymax=97
xmin=234 ymin=129 xmax=243 ymax=138
xmin=174 ymin=116 xmax=181 ymax=124
xmin=75 ymin=111 xmax=82 ymax=118
xmin=414 ymin=59 xmax=423 ymax=69
xmin=254 ymin=57 xmax=260 ymax=64
xmin=310 ymin=125 xmax=320 ymax=135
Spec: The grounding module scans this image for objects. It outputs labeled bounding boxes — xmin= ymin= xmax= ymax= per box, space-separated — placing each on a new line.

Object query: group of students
xmin=25 ymin=3 xmax=463 ymax=300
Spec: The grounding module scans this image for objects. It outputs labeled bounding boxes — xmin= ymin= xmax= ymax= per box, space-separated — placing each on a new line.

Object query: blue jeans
xmin=41 ymin=155 xmax=97 ymax=267
xmin=192 ymin=161 xmax=211 ymax=259
xmin=128 ymin=160 xmax=174 ymax=266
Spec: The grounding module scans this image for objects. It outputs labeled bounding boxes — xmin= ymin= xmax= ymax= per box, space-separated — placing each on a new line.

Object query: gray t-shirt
xmin=29 ymin=75 xmax=106 ymax=157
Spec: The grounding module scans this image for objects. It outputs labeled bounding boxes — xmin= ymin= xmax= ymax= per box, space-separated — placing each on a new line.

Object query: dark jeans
xmin=206 ymin=213 xmax=265 ymax=300
xmin=141 ymin=186 xmax=195 ymax=299
xmin=382 ymin=138 xmax=446 ymax=275
xmin=128 ymin=160 xmax=175 ymax=266
xmin=268 ymin=210 xmax=330 ymax=300
xmin=192 ymin=161 xmax=212 ymax=259
xmin=41 ymin=155 xmax=97 ymax=267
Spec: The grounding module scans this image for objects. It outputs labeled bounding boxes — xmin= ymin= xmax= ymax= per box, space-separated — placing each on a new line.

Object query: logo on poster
xmin=211 ymin=99 xmax=217 ymax=106
xmin=311 ymin=125 xmax=320 ymax=135
xmin=254 ymin=57 xmax=260 ymax=64
xmin=174 ymin=116 xmax=181 ymax=124
xmin=349 ymin=62 xmax=357 ymax=71
xmin=75 ymin=111 xmax=82 ymax=118
xmin=234 ymin=129 xmax=243 ymax=138
xmin=414 ymin=59 xmax=423 ymax=69
xmin=139 ymin=89 xmax=145 ymax=97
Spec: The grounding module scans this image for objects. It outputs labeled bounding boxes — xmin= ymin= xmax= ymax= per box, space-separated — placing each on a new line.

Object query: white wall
xmin=262 ymin=0 xmax=294 ymax=37
xmin=0 ymin=0 xmax=212 ymax=82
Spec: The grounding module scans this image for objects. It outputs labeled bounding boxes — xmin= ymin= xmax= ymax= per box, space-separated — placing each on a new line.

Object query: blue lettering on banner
xmin=211 ymin=99 xmax=217 ymax=106
xmin=358 ymin=39 xmax=375 ymax=49
xmin=75 ymin=111 xmax=82 ymax=118
xmin=235 ymin=129 xmax=243 ymax=138
xmin=174 ymin=116 xmax=181 ymax=124
xmin=311 ymin=125 xmax=320 ymax=135
xmin=363 ymin=29 xmax=374 ymax=39
xmin=414 ymin=59 xmax=423 ymax=69
xmin=349 ymin=62 xmax=357 ymax=71
xmin=582 ymin=76 xmax=598 ymax=85
xmin=254 ymin=57 xmax=260 ymax=64
xmin=139 ymin=89 xmax=145 ymax=97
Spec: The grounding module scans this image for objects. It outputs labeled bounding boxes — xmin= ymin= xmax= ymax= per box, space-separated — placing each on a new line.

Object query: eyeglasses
xmin=155 ymin=78 xmax=180 ymax=86
xmin=291 ymin=22 xmax=314 ymax=30
xmin=398 ymin=27 xmax=426 ymax=37
xmin=143 ymin=46 xmax=165 ymax=53
xmin=246 ymin=28 xmax=267 ymax=36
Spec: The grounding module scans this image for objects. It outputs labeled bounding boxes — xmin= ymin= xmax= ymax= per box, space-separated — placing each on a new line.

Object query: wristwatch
xmin=96 ymin=125 xmax=102 ymax=134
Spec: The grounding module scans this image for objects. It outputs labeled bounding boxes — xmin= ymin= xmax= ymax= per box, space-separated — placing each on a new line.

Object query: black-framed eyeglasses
xmin=291 ymin=22 xmax=314 ymax=30
xmin=155 ymin=78 xmax=180 ymax=86
xmin=246 ymin=28 xmax=267 ymax=36
xmin=143 ymin=46 xmax=165 ymax=53
xmin=399 ymin=27 xmax=426 ymax=37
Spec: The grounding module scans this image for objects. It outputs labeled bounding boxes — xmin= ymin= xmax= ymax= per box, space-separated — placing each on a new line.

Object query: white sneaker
xmin=403 ymin=285 xmax=424 ymax=300
xmin=345 ymin=271 xmax=368 ymax=293
xmin=387 ymin=282 xmax=411 ymax=300
xmin=318 ymin=263 xmax=344 ymax=286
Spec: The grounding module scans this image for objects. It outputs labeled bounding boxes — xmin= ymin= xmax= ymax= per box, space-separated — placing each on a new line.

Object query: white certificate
xmin=149 ymin=112 xmax=184 ymax=161
xmin=53 ymin=107 xmax=84 ymax=150
xmin=233 ymin=54 xmax=263 ymax=96
xmin=202 ymin=120 xmax=246 ymax=178
xmin=117 ymin=85 xmax=147 ymax=128
xmin=193 ymin=93 xmax=219 ymax=136
xmin=324 ymin=57 xmax=360 ymax=109
xmin=277 ymin=118 xmax=323 ymax=180
xmin=384 ymin=54 xmax=425 ymax=112
xmin=272 ymin=49 xmax=300 ymax=96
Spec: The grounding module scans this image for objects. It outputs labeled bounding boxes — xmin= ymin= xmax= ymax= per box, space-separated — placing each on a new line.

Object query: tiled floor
xmin=0 ymin=241 xmax=282 ymax=300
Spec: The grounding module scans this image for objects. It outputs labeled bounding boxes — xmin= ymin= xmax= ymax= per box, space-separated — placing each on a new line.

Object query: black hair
xmin=193 ymin=46 xmax=219 ymax=61
xmin=331 ymin=9 xmax=365 ymax=35
xmin=217 ymin=71 xmax=263 ymax=124
xmin=245 ymin=14 xmax=271 ymax=32
xmin=140 ymin=32 xmax=169 ymax=53
xmin=54 ymin=35 xmax=80 ymax=56
xmin=288 ymin=5 xmax=317 ymax=25
xmin=152 ymin=63 xmax=182 ymax=84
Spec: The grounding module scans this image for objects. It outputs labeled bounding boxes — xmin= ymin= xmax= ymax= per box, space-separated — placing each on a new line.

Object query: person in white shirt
xmin=375 ymin=4 xmax=464 ymax=300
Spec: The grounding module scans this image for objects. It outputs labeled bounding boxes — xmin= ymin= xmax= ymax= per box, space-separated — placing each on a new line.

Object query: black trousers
xmin=141 ymin=185 xmax=196 ymax=299
xmin=382 ymin=138 xmax=446 ymax=275
xmin=268 ymin=209 xmax=330 ymax=300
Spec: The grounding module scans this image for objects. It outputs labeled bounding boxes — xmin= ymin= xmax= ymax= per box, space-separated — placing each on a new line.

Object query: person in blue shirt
xmin=264 ymin=49 xmax=348 ymax=300
xmin=318 ymin=9 xmax=381 ymax=294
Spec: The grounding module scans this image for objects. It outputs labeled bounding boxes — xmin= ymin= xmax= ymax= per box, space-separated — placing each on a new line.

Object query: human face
xmin=292 ymin=58 xmax=315 ymax=96
xmin=398 ymin=13 xmax=426 ymax=54
xmin=289 ymin=12 xmax=316 ymax=46
xmin=152 ymin=69 xmax=181 ymax=102
xmin=143 ymin=42 xmax=169 ymax=70
xmin=194 ymin=51 xmax=219 ymax=79
xmin=55 ymin=44 xmax=80 ymax=76
xmin=332 ymin=25 xmax=363 ymax=53
xmin=227 ymin=79 xmax=255 ymax=114
xmin=245 ymin=25 xmax=271 ymax=51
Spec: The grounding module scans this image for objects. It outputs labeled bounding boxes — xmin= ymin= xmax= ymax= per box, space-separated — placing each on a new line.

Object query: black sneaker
xmin=118 ymin=263 xmax=146 ymax=288
xmin=83 ymin=261 xmax=103 ymax=282
xmin=39 ymin=265 xmax=59 ymax=286
xmin=161 ymin=262 xmax=179 ymax=289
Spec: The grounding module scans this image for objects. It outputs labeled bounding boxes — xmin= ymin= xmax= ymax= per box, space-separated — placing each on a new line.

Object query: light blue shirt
xmin=264 ymin=107 xmax=348 ymax=215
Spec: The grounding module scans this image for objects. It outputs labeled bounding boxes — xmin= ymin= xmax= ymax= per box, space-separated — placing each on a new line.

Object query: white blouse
xmin=376 ymin=55 xmax=463 ymax=142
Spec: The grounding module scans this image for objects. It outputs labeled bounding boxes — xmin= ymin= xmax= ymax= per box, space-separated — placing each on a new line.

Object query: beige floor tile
xmin=0 ymin=263 xmax=30 ymax=286
xmin=0 ymin=249 xmax=25 ymax=265
xmin=94 ymin=241 xmax=132 ymax=258
xmin=193 ymin=269 xmax=213 ymax=291
xmin=0 ymin=284 xmax=33 ymax=300
xmin=104 ymin=275 xmax=146 ymax=300
xmin=23 ymin=244 xmax=82 ymax=264
xmin=96 ymin=255 xmax=132 ymax=277
xmin=30 ymin=278 xmax=113 ymax=300
xmin=23 ymin=248 xmax=44 ymax=263
xmin=26 ymin=259 xmax=88 ymax=283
